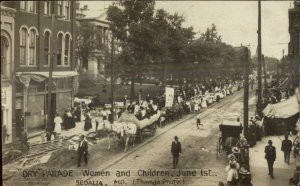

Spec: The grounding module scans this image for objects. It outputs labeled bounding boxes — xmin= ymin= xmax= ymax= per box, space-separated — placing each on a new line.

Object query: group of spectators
xmin=224 ymin=137 xmax=253 ymax=186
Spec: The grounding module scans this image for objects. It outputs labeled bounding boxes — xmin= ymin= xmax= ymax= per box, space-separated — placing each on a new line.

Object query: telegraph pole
xmin=46 ymin=14 xmax=56 ymax=135
xmin=243 ymin=47 xmax=250 ymax=140
xmin=110 ymin=35 xmax=115 ymax=122
xmin=262 ymin=55 xmax=267 ymax=91
xmin=257 ymin=0 xmax=263 ymax=116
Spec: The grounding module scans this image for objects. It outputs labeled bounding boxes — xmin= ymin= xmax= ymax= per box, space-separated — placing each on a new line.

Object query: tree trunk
xmin=131 ymin=73 xmax=135 ymax=101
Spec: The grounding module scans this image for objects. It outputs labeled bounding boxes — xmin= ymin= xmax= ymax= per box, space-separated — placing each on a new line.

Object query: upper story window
xmin=57 ymin=33 xmax=63 ymax=66
xmin=20 ymin=27 xmax=27 ymax=65
xmin=1 ymin=36 xmax=9 ymax=78
xmin=57 ymin=1 xmax=63 ymax=17
xmin=64 ymin=34 xmax=70 ymax=65
xmin=29 ymin=29 xmax=37 ymax=66
xmin=64 ymin=1 xmax=70 ymax=20
xmin=19 ymin=26 xmax=38 ymax=66
xmin=57 ymin=1 xmax=70 ymax=20
xmin=20 ymin=1 xmax=36 ymax=13
xmin=57 ymin=32 xmax=72 ymax=66
xmin=44 ymin=31 xmax=51 ymax=66
xmin=44 ymin=1 xmax=52 ymax=16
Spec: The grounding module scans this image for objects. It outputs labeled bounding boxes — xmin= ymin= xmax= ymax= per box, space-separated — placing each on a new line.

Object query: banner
xmin=165 ymin=87 xmax=174 ymax=107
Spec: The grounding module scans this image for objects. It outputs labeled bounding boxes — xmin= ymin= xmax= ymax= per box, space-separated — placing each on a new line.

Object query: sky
xmin=79 ymin=1 xmax=293 ymax=59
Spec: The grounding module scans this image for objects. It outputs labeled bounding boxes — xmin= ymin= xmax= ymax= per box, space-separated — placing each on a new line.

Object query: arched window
xmin=44 ymin=31 xmax=51 ymax=65
xmin=20 ymin=28 xmax=27 ymax=65
xmin=57 ymin=33 xmax=63 ymax=65
xmin=1 ymin=36 xmax=9 ymax=77
xmin=64 ymin=34 xmax=70 ymax=65
xmin=29 ymin=29 xmax=37 ymax=65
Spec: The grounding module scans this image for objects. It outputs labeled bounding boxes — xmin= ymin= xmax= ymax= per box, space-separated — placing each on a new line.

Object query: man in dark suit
xmin=77 ymin=135 xmax=88 ymax=167
xmin=265 ymin=140 xmax=276 ymax=178
xmin=281 ymin=134 xmax=292 ymax=164
xmin=171 ymin=136 xmax=182 ymax=169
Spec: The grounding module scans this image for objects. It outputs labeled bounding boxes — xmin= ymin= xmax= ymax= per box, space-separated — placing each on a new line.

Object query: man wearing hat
xmin=281 ymin=134 xmax=292 ymax=164
xmin=264 ymin=140 xmax=276 ymax=178
xmin=171 ymin=136 xmax=182 ymax=169
xmin=77 ymin=135 xmax=88 ymax=167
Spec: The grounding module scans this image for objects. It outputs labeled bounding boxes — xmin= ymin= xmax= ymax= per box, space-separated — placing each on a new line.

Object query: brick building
xmin=1 ymin=1 xmax=78 ymax=141
xmin=288 ymin=0 xmax=300 ymax=87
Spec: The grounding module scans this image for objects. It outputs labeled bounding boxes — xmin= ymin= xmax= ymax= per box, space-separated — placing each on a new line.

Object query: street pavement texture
xmin=7 ymin=90 xmax=296 ymax=186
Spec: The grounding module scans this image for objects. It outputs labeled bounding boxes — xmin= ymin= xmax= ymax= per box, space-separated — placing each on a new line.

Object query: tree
xmin=107 ymin=0 xmax=156 ymax=99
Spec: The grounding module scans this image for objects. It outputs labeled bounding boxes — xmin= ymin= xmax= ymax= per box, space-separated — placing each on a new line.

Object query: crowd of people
xmin=224 ymin=137 xmax=253 ymax=186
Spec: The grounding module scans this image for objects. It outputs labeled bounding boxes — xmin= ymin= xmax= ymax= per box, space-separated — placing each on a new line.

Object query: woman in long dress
xmin=53 ymin=113 xmax=63 ymax=139
xmin=84 ymin=111 xmax=92 ymax=131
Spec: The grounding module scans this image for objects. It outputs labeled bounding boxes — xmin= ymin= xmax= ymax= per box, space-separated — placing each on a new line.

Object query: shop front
xmin=15 ymin=71 xmax=79 ymax=136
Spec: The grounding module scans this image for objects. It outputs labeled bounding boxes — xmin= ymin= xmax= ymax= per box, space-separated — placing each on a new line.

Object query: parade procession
xmin=1 ymin=1 xmax=300 ymax=186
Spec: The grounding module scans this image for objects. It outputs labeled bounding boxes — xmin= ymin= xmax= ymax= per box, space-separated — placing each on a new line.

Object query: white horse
xmin=122 ymin=122 xmax=137 ymax=152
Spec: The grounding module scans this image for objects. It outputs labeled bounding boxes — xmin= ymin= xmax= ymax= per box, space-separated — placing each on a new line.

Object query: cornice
xmin=0 ymin=6 xmax=16 ymax=18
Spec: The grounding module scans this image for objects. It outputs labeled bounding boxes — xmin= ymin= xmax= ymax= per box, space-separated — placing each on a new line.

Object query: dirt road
xmin=7 ymin=90 xmax=254 ymax=186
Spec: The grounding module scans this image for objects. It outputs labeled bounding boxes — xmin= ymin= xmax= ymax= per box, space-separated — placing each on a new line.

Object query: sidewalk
xmin=250 ymin=135 xmax=295 ymax=186
xmin=28 ymin=117 xmax=98 ymax=144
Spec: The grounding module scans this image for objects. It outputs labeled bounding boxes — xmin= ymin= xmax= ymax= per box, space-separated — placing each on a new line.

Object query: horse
xmin=121 ymin=122 xmax=137 ymax=152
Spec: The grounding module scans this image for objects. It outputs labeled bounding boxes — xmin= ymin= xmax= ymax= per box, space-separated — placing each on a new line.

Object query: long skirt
xmin=84 ymin=121 xmax=92 ymax=131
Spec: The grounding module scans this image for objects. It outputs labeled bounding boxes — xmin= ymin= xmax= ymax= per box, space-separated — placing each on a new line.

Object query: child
xmin=196 ymin=116 xmax=203 ymax=129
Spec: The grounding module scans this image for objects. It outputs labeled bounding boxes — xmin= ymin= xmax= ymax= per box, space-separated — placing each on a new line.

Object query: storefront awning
xmin=263 ymin=95 xmax=300 ymax=119
xmin=16 ymin=71 xmax=78 ymax=87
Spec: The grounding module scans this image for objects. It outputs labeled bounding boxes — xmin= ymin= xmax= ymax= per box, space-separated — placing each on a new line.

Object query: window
xmin=64 ymin=1 xmax=70 ymax=20
xmin=44 ymin=1 xmax=52 ymax=15
xmin=28 ymin=1 xmax=35 ymax=13
xmin=20 ymin=1 xmax=36 ymax=13
xmin=1 ymin=36 xmax=9 ymax=77
xmin=20 ymin=1 xmax=26 ymax=10
xmin=29 ymin=30 xmax=37 ymax=65
xmin=64 ymin=35 xmax=70 ymax=65
xmin=20 ymin=28 xmax=27 ymax=65
xmin=57 ymin=1 xmax=63 ymax=17
xmin=57 ymin=33 xmax=63 ymax=65
xmin=44 ymin=31 xmax=51 ymax=65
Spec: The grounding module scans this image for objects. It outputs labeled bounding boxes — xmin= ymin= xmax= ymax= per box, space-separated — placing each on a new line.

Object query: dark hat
xmin=174 ymin=136 xmax=179 ymax=140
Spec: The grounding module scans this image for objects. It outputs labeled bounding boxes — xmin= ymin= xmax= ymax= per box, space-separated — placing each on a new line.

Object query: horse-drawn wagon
xmin=118 ymin=111 xmax=161 ymax=142
xmin=216 ymin=113 xmax=243 ymax=158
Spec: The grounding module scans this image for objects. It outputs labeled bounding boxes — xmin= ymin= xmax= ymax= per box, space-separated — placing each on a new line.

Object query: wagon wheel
xmin=139 ymin=129 xmax=143 ymax=143
xmin=152 ymin=125 xmax=157 ymax=136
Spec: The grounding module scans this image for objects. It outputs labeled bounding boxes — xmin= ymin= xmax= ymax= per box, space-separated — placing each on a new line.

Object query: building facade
xmin=1 ymin=1 xmax=78 ymax=140
xmin=288 ymin=0 xmax=300 ymax=87
xmin=1 ymin=3 xmax=16 ymax=144
xmin=76 ymin=4 xmax=112 ymax=81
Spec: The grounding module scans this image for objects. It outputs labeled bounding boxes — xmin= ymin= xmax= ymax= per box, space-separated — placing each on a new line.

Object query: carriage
xmin=216 ymin=113 xmax=243 ymax=159
xmin=118 ymin=111 xmax=160 ymax=142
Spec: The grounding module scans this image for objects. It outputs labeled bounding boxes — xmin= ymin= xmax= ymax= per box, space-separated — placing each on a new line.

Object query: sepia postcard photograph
xmin=1 ymin=0 xmax=300 ymax=185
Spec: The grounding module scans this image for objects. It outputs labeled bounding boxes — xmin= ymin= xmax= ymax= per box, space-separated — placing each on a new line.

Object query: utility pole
xmin=257 ymin=0 xmax=263 ymax=116
xmin=262 ymin=55 xmax=267 ymax=91
xmin=110 ymin=35 xmax=115 ymax=123
xmin=46 ymin=14 xmax=56 ymax=136
xmin=243 ymin=47 xmax=250 ymax=140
